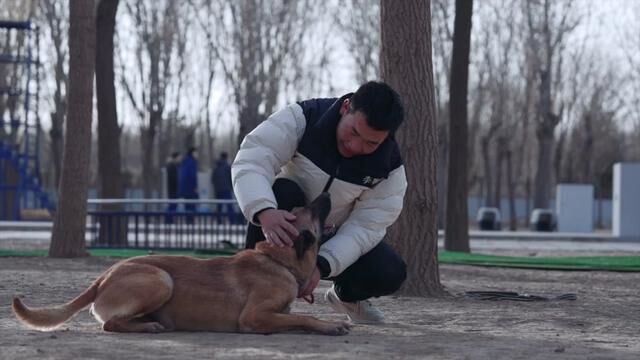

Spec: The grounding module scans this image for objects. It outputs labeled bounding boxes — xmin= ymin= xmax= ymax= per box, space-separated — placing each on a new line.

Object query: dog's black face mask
xmin=292 ymin=193 xmax=331 ymax=259
xmin=294 ymin=230 xmax=317 ymax=259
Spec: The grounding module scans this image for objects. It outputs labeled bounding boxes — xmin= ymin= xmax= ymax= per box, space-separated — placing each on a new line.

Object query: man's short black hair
xmin=220 ymin=152 xmax=228 ymax=159
xmin=349 ymin=81 xmax=404 ymax=134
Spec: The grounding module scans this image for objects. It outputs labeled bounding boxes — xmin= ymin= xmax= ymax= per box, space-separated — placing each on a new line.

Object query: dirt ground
xmin=0 ymin=256 xmax=638 ymax=360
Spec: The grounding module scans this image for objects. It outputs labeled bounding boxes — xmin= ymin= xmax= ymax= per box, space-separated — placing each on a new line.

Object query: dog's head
xmin=290 ymin=192 xmax=331 ymax=259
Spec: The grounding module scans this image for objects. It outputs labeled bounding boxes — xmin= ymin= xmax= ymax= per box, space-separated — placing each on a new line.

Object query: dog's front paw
xmin=322 ymin=321 xmax=351 ymax=336
xmin=143 ymin=322 xmax=166 ymax=333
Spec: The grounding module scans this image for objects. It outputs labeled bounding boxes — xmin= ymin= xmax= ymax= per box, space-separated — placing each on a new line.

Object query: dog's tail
xmin=12 ymin=278 xmax=101 ymax=331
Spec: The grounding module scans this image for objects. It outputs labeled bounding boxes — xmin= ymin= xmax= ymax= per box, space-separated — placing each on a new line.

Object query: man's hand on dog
xmin=258 ymin=209 xmax=299 ymax=247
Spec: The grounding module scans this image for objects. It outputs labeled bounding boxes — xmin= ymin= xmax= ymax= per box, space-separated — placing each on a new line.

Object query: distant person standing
xmin=179 ymin=146 xmax=199 ymax=223
xmin=211 ymin=152 xmax=233 ymax=222
xmin=165 ymin=151 xmax=180 ymax=222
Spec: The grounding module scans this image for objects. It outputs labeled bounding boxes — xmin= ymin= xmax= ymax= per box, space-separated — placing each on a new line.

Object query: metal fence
xmin=86 ymin=199 xmax=248 ymax=250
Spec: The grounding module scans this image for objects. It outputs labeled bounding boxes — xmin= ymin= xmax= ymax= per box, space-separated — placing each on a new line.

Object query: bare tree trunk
xmin=437 ymin=121 xmax=447 ymax=229
xmin=141 ymin=125 xmax=157 ymax=198
xmin=40 ymin=0 xmax=68 ymax=188
xmin=525 ymin=177 xmax=531 ymax=227
xmin=96 ymin=0 xmax=127 ymax=246
xmin=468 ymin=69 xmax=487 ymax=194
xmin=533 ymin=65 xmax=557 ymax=209
xmin=595 ymin=184 xmax=603 ymax=229
xmin=49 ymin=0 xmax=95 ymax=258
xmin=122 ymin=1 xmax=180 ymax=198
xmin=493 ymin=140 xmax=504 ymax=210
xmin=506 ymin=148 xmax=517 ymax=230
xmin=554 ymin=129 xmax=566 ymax=182
xmin=520 ymin=47 xmax=536 ymax=222
xmin=381 ymin=0 xmax=443 ymax=296
xmin=444 ymin=0 xmax=473 ymax=253
xmin=481 ymin=134 xmax=493 ymax=206
xmin=533 ymin=122 xmax=555 ymax=208
xmin=527 ymin=0 xmax=577 ymax=208
xmin=49 ymin=112 xmax=64 ymax=187
xmin=205 ymin=66 xmax=215 ymax=165
xmin=580 ymin=112 xmax=594 ymax=182
xmin=95 ymin=1 xmax=119 ymax=170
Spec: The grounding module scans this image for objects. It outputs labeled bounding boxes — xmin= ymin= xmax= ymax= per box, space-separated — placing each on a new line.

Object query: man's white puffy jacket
xmin=232 ymin=96 xmax=407 ymax=277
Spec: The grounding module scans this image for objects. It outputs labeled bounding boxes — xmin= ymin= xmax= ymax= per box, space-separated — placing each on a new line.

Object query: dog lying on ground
xmin=13 ymin=193 xmax=350 ymax=335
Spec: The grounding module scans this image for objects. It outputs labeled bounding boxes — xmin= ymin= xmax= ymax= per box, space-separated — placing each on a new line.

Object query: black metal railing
xmin=86 ymin=199 xmax=247 ymax=250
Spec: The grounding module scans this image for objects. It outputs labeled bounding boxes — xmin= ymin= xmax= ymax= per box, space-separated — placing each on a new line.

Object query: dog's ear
xmin=294 ymin=230 xmax=316 ymax=259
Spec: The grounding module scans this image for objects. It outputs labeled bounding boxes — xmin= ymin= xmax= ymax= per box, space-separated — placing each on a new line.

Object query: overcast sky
xmin=13 ymin=1 xmax=639 ymax=135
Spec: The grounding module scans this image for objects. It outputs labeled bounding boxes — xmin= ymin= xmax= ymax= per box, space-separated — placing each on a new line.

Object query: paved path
xmin=3 ymin=221 xmax=640 ymax=255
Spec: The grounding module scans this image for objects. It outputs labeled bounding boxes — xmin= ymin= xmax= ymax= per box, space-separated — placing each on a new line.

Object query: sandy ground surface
xmin=1 ymin=255 xmax=639 ymax=360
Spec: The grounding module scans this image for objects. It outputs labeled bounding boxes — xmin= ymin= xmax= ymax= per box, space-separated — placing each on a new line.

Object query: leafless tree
xmin=158 ymin=5 xmax=190 ymax=169
xmin=187 ymin=0 xmax=245 ymax=168
xmin=49 ymin=0 xmax=95 ymax=257
xmin=335 ymin=0 xmax=380 ymax=83
xmin=525 ymin=0 xmax=580 ymax=209
xmin=620 ymin=3 xmax=640 ymax=129
xmin=560 ymin=56 xmax=623 ymax=183
xmin=38 ymin=0 xmax=68 ymax=189
xmin=0 ymin=10 xmax=31 ymax=144
xmin=381 ymin=0 xmax=444 ymax=296
xmin=119 ymin=0 xmax=184 ymax=197
xmin=444 ymin=0 xmax=473 ymax=252
xmin=96 ymin=0 xmax=122 ymax=200
xmin=491 ymin=3 xmax=520 ymax=229
xmin=432 ymin=0 xmax=455 ymax=228
xmin=203 ymin=0 xmax=320 ymax=147
xmin=96 ymin=0 xmax=127 ymax=245
xmin=473 ymin=1 xmax=519 ymax=212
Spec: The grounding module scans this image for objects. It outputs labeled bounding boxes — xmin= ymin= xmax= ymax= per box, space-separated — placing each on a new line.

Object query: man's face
xmin=336 ymin=99 xmax=389 ymax=158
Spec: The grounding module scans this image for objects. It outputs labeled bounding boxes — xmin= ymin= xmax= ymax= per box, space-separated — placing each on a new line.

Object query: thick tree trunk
xmin=533 ymin=47 xmax=561 ymax=208
xmin=49 ymin=0 xmax=95 ymax=258
xmin=444 ymin=0 xmax=473 ymax=253
xmin=533 ymin=123 xmax=554 ymax=209
xmin=381 ymin=0 xmax=443 ymax=296
xmin=96 ymin=0 xmax=127 ymax=246
xmin=49 ymin=112 xmax=64 ymax=187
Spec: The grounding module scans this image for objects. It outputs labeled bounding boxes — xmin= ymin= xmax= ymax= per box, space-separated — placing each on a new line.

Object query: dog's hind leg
xmin=92 ymin=263 xmax=174 ymax=333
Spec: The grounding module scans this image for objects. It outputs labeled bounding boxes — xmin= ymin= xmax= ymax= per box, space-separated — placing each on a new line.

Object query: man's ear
xmin=294 ymin=231 xmax=316 ymax=259
xmin=339 ymin=98 xmax=351 ymax=115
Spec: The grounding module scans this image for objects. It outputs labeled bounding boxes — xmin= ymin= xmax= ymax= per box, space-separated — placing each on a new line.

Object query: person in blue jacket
xmin=179 ymin=146 xmax=199 ymax=223
xmin=211 ymin=152 xmax=234 ymax=223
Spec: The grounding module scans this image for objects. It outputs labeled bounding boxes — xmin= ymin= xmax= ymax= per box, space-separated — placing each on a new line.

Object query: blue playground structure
xmin=0 ymin=20 xmax=52 ymax=220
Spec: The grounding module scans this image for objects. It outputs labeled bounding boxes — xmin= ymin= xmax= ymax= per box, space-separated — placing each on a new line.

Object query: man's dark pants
xmin=245 ymin=178 xmax=407 ymax=303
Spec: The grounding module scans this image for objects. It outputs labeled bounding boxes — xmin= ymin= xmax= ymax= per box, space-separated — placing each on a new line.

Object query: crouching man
xmin=232 ymin=81 xmax=408 ymax=324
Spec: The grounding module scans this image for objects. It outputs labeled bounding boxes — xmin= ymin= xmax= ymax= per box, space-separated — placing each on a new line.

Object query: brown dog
xmin=13 ymin=193 xmax=350 ymax=335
